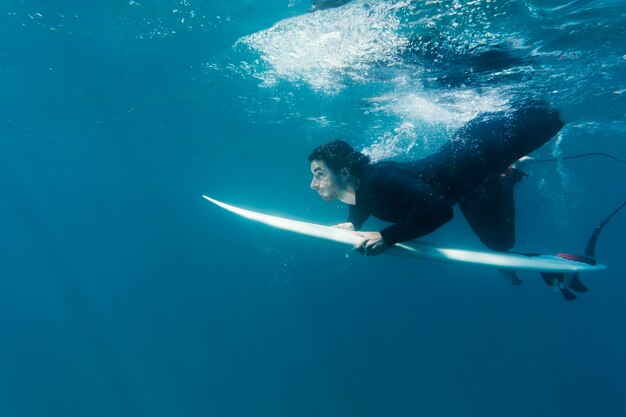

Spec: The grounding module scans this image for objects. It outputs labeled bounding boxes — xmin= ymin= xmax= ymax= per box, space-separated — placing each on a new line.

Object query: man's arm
xmin=347 ymin=203 xmax=369 ymax=230
xmin=355 ymin=199 xmax=453 ymax=256
xmin=371 ymin=169 xmax=454 ymax=246
xmin=379 ymin=201 xmax=453 ymax=245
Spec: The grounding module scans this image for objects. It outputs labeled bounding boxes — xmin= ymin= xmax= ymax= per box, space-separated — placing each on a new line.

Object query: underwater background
xmin=1 ymin=0 xmax=625 ymax=416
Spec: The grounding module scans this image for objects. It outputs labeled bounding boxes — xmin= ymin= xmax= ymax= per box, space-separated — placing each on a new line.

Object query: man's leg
xmin=459 ymin=172 xmax=519 ymax=252
xmin=428 ymin=102 xmax=563 ymax=198
xmin=460 ymin=171 xmax=524 ymax=285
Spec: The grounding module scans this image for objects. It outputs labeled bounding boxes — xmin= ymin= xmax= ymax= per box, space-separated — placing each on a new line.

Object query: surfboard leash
xmin=525 ymin=151 xmax=625 ymax=258
xmin=546 ymin=199 xmax=626 ymax=301
xmin=584 ymin=199 xmax=626 ymax=258
xmin=528 ymin=152 xmax=626 ymax=165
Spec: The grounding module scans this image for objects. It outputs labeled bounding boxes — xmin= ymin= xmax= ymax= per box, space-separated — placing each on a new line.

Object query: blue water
xmin=1 ymin=0 xmax=625 ymax=416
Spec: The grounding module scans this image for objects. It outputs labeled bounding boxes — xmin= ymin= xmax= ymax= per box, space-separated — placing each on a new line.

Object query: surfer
xmin=308 ymin=101 xmax=564 ymax=262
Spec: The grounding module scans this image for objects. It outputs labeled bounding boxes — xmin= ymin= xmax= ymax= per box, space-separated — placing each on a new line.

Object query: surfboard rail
xmin=202 ymin=195 xmax=607 ymax=273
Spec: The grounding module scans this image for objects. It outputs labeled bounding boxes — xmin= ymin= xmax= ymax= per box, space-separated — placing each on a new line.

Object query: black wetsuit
xmin=348 ymin=102 xmax=564 ymax=251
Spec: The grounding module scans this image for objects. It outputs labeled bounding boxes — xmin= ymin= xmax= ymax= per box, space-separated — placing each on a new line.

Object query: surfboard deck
xmin=203 ymin=195 xmax=607 ymax=273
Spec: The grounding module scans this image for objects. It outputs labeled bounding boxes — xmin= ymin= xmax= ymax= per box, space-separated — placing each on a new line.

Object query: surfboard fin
xmin=559 ymin=286 xmax=577 ymax=301
xmin=567 ymin=274 xmax=588 ymax=293
xmin=538 ymin=254 xmax=592 ymax=299
xmin=541 ymin=272 xmax=577 ymax=301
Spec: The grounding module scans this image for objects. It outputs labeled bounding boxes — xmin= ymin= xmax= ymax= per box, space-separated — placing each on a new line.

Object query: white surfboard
xmin=202 ymin=195 xmax=607 ymax=273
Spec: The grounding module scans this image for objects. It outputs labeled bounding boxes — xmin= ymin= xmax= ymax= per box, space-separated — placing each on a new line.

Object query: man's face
xmin=310 ymin=160 xmax=343 ymax=201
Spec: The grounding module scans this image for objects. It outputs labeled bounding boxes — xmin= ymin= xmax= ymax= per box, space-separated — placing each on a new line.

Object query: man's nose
xmin=310 ymin=179 xmax=318 ymax=189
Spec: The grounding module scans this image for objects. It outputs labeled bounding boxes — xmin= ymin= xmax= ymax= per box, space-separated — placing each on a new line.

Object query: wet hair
xmin=308 ymin=140 xmax=371 ymax=176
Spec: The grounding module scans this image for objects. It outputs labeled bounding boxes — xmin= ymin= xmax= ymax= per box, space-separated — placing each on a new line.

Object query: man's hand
xmin=331 ymin=222 xmax=355 ymax=231
xmin=354 ymin=231 xmax=388 ymax=256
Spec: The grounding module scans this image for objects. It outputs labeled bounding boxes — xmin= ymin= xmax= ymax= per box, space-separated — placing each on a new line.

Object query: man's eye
xmin=315 ymin=172 xmax=325 ymax=179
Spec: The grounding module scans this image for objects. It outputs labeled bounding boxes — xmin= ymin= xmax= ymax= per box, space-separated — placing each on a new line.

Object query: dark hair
xmin=308 ymin=140 xmax=370 ymax=176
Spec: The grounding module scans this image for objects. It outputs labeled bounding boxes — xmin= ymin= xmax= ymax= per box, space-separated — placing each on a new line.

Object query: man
xmin=308 ymin=101 xmax=564 ymax=263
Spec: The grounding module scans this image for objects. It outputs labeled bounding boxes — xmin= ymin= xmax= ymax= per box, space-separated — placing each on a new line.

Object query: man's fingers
xmin=354 ymin=236 xmax=386 ymax=256
xmin=355 ymin=239 xmax=369 ymax=254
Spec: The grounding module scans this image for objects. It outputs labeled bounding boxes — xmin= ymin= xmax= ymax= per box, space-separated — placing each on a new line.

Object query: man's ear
xmin=340 ymin=167 xmax=351 ymax=181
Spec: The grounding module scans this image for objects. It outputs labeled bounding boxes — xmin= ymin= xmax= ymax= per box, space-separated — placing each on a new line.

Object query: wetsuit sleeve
xmin=371 ymin=171 xmax=454 ymax=245
xmin=380 ymin=201 xmax=453 ymax=245
xmin=347 ymin=204 xmax=369 ymax=231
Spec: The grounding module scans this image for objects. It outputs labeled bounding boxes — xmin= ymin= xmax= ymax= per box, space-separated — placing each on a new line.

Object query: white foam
xmin=238 ymin=0 xmax=409 ymax=93
xmin=361 ymin=89 xmax=509 ymax=159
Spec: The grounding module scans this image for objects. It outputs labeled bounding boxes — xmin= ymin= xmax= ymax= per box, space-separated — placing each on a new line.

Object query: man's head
xmin=308 ymin=140 xmax=370 ymax=201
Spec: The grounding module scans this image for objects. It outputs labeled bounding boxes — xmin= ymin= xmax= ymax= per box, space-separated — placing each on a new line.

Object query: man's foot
xmin=510 ymin=155 xmax=533 ymax=170
xmin=500 ymin=166 xmax=528 ymax=185
xmin=502 ymin=156 xmax=532 ymax=183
